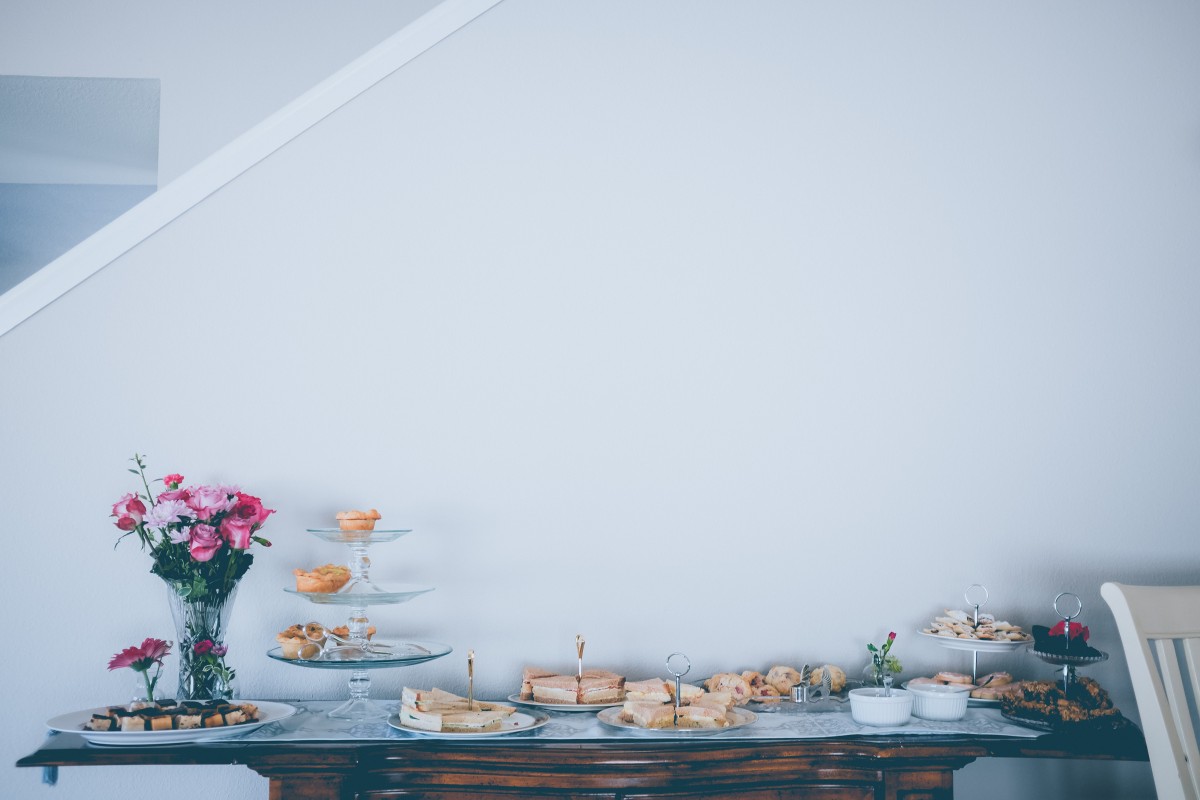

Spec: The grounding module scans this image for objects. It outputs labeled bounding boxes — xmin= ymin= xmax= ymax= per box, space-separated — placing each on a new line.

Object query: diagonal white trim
xmin=0 ymin=0 xmax=505 ymax=338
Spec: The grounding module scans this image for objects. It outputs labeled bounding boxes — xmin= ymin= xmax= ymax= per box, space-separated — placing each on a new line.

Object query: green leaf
xmin=128 ymin=468 xmax=140 ymax=474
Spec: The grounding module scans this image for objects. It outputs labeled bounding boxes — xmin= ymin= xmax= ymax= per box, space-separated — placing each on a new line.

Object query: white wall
xmin=3 ymin=1 xmax=1199 ymax=798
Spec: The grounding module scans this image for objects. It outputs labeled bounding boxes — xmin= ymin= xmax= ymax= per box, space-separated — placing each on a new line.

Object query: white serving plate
xmin=507 ymin=694 xmax=623 ymax=712
xmin=46 ymin=700 xmax=296 ymax=746
xmin=389 ymin=709 xmax=549 ymax=737
xmin=917 ymin=630 xmax=1032 ymax=652
xmin=596 ymin=706 xmax=755 ymax=735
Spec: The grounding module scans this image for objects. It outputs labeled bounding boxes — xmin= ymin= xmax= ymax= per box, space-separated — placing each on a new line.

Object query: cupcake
xmin=336 ymin=509 xmax=381 ymax=531
xmin=293 ymin=564 xmax=351 ymax=593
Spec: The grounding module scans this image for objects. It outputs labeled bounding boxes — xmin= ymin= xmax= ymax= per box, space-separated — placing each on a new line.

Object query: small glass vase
xmin=164 ymin=577 xmax=239 ymax=701
xmin=862 ymin=661 xmax=900 ymax=691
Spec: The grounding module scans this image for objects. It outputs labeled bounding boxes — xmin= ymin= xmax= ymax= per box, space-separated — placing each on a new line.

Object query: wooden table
xmin=17 ymin=720 xmax=1147 ymax=800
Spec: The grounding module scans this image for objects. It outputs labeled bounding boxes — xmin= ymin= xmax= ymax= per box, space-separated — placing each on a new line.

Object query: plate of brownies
xmin=47 ymin=700 xmax=296 ymax=745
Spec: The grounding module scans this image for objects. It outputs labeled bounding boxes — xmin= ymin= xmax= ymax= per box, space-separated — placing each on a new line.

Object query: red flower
xmin=193 ymin=639 xmax=214 ymax=656
xmin=1049 ymin=620 xmax=1090 ymax=642
xmin=887 ymin=632 xmax=897 ymax=641
xmin=229 ymin=493 xmax=275 ymax=528
xmin=108 ymin=638 xmax=172 ymax=672
xmin=162 ymin=474 xmax=184 ymax=489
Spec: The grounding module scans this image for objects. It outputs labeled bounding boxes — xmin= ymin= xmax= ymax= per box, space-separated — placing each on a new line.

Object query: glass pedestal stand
xmin=274 ymin=528 xmax=450 ymax=720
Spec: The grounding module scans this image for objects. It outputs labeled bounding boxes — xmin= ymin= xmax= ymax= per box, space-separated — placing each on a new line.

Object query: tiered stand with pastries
xmin=269 ymin=528 xmax=451 ymax=720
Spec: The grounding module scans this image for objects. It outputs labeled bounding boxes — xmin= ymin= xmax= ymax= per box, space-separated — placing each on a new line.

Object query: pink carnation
xmin=162 ymin=474 xmax=184 ymax=489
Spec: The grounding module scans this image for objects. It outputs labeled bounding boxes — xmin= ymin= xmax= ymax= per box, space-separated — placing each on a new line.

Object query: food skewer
xmin=467 ymin=650 xmax=475 ymax=711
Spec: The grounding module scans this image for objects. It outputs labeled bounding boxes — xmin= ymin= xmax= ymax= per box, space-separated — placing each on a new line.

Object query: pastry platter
xmin=507 ymin=694 xmax=623 ymax=712
xmin=917 ymin=631 xmax=1031 ymax=652
xmin=389 ymin=709 xmax=550 ymax=738
xmin=597 ymin=706 xmax=756 ymax=735
xmin=46 ymin=701 xmax=296 ymax=746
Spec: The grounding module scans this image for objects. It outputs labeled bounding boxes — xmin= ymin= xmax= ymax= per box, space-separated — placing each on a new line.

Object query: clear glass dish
xmin=284 ymin=585 xmax=434 ymax=605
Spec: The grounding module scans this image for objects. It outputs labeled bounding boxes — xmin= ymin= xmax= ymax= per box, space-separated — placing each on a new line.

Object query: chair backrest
xmin=1102 ymin=582 xmax=1200 ymax=800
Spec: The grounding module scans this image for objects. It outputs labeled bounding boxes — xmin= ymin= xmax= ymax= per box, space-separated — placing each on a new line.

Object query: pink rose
xmin=229 ymin=493 xmax=274 ymax=528
xmin=219 ymin=517 xmax=254 ymax=550
xmin=111 ymin=493 xmax=146 ymax=531
xmin=157 ymin=487 xmax=192 ymax=504
xmin=187 ymin=485 xmax=236 ymax=521
xmin=188 ymin=523 xmax=223 ymax=562
xmin=193 ymin=639 xmax=214 ymax=656
xmin=162 ymin=473 xmax=184 ymax=489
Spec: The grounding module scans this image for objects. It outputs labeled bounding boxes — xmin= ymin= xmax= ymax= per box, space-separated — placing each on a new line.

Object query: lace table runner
xmin=239 ymin=701 xmax=1043 ymax=742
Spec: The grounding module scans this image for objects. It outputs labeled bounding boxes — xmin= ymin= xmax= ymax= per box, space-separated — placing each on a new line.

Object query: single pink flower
xmin=111 ymin=493 xmax=146 ymax=531
xmin=219 ymin=517 xmax=254 ymax=550
xmin=229 ymin=493 xmax=274 ymax=528
xmin=187 ymin=485 xmax=236 ymax=521
xmin=193 ymin=639 xmax=214 ymax=656
xmin=211 ymin=643 xmax=228 ymax=657
xmin=108 ymin=638 xmax=172 ymax=672
xmin=157 ymin=487 xmax=192 ymax=504
xmin=162 ymin=473 xmax=184 ymax=489
xmin=188 ymin=523 xmax=223 ymax=562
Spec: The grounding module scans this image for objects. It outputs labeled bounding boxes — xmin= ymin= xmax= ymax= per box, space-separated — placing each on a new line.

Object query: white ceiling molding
xmin=0 ymin=0 xmax=506 ymax=338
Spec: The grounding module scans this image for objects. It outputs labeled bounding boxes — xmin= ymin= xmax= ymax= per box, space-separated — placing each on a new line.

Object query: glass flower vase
xmin=862 ymin=660 xmax=899 ymax=691
xmin=164 ymin=578 xmax=239 ymax=701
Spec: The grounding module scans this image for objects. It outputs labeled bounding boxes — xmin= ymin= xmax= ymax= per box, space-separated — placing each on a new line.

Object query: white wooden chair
xmin=1101 ymin=582 xmax=1200 ymax=800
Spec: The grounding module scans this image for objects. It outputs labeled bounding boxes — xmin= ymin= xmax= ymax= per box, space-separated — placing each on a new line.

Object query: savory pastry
xmin=336 ymin=508 xmax=382 ymax=531
xmin=971 ymin=682 xmax=1025 ymax=700
xmin=934 ymin=671 xmax=974 ymax=686
xmin=765 ymin=665 xmax=805 ymax=696
xmin=293 ymin=564 xmax=350 ymax=593
xmin=704 ymin=673 xmax=753 ymax=705
xmin=975 ymin=671 xmax=1012 ymax=688
xmin=808 ymin=665 xmax=846 ymax=694
xmin=329 ymin=624 xmax=376 ymax=642
xmin=276 ymin=624 xmax=320 ymax=659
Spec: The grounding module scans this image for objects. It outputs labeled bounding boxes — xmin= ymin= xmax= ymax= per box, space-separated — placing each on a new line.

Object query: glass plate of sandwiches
xmin=47 ymin=700 xmax=296 ymax=746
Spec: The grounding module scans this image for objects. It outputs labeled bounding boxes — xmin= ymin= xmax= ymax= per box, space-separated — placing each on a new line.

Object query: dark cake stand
xmin=1030 ymin=592 xmax=1108 ymax=694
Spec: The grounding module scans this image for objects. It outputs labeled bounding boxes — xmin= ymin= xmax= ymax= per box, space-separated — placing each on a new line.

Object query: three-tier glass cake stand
xmin=268 ymin=527 xmax=451 ymax=720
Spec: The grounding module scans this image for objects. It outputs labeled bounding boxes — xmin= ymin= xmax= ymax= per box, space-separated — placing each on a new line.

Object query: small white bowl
xmin=909 ymin=684 xmax=970 ymax=721
xmin=848 ymin=688 xmax=912 ymax=726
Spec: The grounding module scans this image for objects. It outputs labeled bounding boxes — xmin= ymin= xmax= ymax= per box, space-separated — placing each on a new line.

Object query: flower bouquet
xmin=111 ymin=454 xmax=274 ymax=700
xmin=863 ymin=632 xmax=903 ymax=689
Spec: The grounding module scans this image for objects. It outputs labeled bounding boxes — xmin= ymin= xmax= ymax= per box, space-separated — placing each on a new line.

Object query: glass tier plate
xmin=597 ymin=706 xmax=756 ymax=735
xmin=267 ymin=641 xmax=452 ymax=669
xmin=47 ymin=701 xmax=297 ymax=746
xmin=1031 ymin=648 xmax=1109 ymax=667
xmin=305 ymin=528 xmax=412 ymax=544
xmin=285 ymin=585 xmax=434 ymax=605
xmin=917 ymin=630 xmax=1032 ymax=652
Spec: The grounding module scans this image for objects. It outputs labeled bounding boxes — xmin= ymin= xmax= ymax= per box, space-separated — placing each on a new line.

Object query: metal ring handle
xmin=1053 ymin=591 xmax=1082 ymax=622
xmin=666 ymin=652 xmax=691 ymax=678
xmin=963 ymin=584 xmax=989 ymax=609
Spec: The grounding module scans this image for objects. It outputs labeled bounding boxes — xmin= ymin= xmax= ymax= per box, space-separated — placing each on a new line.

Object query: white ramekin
xmin=848 ymin=688 xmax=913 ymax=726
xmin=909 ymin=684 xmax=970 ymax=721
